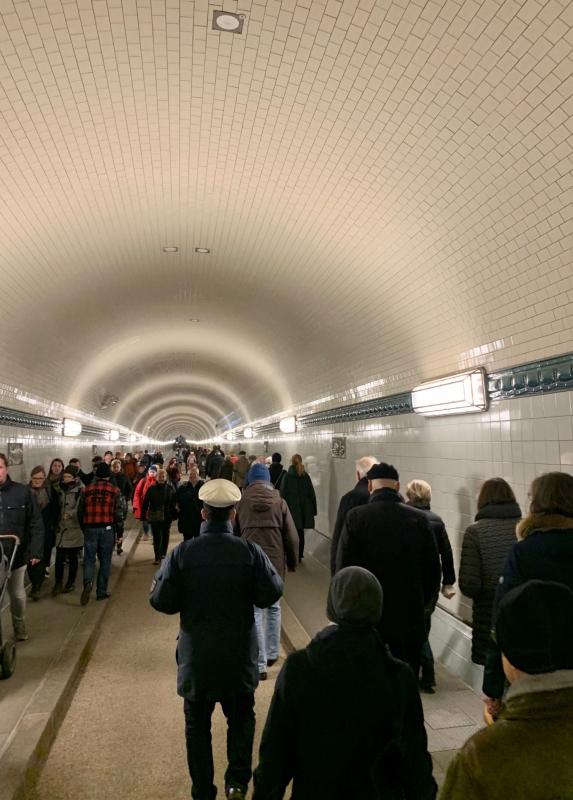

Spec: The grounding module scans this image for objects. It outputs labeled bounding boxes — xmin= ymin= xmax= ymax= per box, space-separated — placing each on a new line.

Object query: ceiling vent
xmin=212 ymin=11 xmax=244 ymax=33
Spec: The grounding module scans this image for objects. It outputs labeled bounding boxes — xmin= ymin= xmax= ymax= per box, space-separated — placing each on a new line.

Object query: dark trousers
xmin=296 ymin=528 xmax=305 ymax=560
xmin=184 ymin=693 xmax=255 ymax=799
xmin=55 ymin=546 xmax=81 ymax=586
xmin=420 ymin=608 xmax=436 ymax=686
xmin=386 ymin=636 xmax=422 ymax=679
xmin=151 ymin=521 xmax=171 ymax=561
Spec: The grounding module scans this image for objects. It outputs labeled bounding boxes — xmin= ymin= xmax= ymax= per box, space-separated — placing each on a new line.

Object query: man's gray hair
xmin=355 ymin=456 xmax=378 ymax=479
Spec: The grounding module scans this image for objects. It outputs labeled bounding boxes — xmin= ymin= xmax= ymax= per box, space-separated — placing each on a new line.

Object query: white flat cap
xmin=199 ymin=479 xmax=242 ymax=507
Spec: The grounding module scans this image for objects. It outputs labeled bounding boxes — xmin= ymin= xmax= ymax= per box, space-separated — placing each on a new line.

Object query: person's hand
xmin=483 ymin=696 xmax=502 ymax=724
xmin=29 ymin=558 xmax=41 ymax=566
xmin=441 ymin=584 xmax=456 ymax=599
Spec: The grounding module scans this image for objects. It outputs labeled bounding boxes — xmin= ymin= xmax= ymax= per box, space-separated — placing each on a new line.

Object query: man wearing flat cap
xmin=336 ymin=463 xmax=440 ymax=678
xmin=150 ymin=478 xmax=283 ymax=800
xmin=253 ymin=566 xmax=436 ymax=799
xmin=441 ymin=579 xmax=573 ymax=799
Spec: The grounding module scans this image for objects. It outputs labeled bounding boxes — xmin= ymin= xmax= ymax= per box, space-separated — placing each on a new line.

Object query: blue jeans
xmin=254 ymin=600 xmax=281 ymax=673
xmin=83 ymin=527 xmax=115 ymax=598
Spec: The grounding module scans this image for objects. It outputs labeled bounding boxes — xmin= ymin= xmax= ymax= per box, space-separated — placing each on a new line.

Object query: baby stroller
xmin=0 ymin=535 xmax=19 ymax=679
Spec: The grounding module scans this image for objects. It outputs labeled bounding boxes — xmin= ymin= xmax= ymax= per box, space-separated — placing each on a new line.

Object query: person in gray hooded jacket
xmin=253 ymin=566 xmax=437 ymax=800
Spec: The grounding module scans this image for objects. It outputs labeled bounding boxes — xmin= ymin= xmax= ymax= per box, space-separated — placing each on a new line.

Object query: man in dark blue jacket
xmin=150 ymin=478 xmax=283 ymax=800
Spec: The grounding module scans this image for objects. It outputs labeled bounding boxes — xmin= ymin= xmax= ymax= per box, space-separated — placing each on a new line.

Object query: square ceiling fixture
xmin=195 ymin=247 xmax=210 ymax=254
xmin=212 ymin=11 xmax=244 ymax=33
xmin=162 ymin=246 xmax=179 ymax=253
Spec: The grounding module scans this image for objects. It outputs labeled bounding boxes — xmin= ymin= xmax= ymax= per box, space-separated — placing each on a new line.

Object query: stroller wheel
xmin=0 ymin=640 xmax=16 ymax=679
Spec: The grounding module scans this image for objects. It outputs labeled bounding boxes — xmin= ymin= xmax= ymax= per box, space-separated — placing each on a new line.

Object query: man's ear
xmin=200 ymin=508 xmax=207 ymax=520
xmin=396 ymin=481 xmax=400 ymax=492
xmin=368 ymin=480 xmax=373 ymax=494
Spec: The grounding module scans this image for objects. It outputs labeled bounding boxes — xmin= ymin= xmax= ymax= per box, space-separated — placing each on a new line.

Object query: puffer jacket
xmin=441 ymin=672 xmax=573 ymax=800
xmin=0 ymin=477 xmax=44 ymax=569
xmin=483 ymin=511 xmax=573 ymax=699
xmin=235 ymin=481 xmax=298 ymax=578
xmin=133 ymin=473 xmax=156 ymax=520
xmin=55 ymin=480 xmax=84 ymax=549
xmin=458 ymin=502 xmax=521 ymax=665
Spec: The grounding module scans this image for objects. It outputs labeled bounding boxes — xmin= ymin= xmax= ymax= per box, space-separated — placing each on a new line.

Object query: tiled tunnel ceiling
xmin=1 ymin=0 xmax=573 ymax=438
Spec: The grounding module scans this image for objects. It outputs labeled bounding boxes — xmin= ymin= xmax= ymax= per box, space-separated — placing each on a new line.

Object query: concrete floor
xmin=26 ymin=537 xmax=485 ymax=799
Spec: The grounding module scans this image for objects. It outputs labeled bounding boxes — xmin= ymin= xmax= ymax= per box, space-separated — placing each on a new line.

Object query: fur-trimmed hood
xmin=517 ymin=513 xmax=573 ymax=540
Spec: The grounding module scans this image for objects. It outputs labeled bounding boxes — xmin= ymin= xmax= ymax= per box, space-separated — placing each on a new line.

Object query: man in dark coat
xmin=336 ymin=463 xmax=440 ymax=676
xmin=253 ymin=566 xmax=437 ymax=800
xmin=0 ymin=452 xmax=44 ymax=640
xmin=150 ymin=478 xmax=283 ymax=800
xmin=330 ymin=455 xmax=378 ymax=575
xmin=176 ymin=464 xmax=204 ymax=540
xmin=267 ymin=453 xmax=286 ymax=490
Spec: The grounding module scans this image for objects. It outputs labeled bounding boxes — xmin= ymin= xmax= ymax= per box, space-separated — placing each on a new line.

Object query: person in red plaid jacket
xmin=77 ymin=461 xmax=121 ymax=605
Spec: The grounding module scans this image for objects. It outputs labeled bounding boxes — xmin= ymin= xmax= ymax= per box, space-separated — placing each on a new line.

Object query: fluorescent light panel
xmin=279 ymin=416 xmax=296 ymax=433
xmin=63 ymin=418 xmax=82 ymax=437
xmin=412 ymin=369 xmax=487 ymax=416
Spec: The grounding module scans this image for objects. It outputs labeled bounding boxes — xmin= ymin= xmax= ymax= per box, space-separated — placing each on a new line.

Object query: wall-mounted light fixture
xmin=109 ymin=430 xmax=120 ymax=441
xmin=63 ymin=418 xmax=82 ymax=437
xmin=225 ymin=431 xmax=234 ymax=441
xmin=279 ymin=416 xmax=297 ymax=434
xmin=412 ymin=369 xmax=487 ymax=416
xmin=243 ymin=426 xmax=253 ymax=439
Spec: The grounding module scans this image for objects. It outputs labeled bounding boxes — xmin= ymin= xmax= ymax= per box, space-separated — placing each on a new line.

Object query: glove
xmin=441 ymin=584 xmax=456 ymax=599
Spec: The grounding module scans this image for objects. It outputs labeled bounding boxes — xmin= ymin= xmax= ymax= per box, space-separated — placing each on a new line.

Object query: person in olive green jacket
xmin=440 ymin=579 xmax=573 ymax=800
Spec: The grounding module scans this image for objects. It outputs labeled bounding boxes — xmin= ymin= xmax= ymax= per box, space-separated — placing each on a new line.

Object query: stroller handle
xmin=0 ymin=534 xmax=21 ymax=547
xmin=0 ymin=534 xmax=20 ymax=544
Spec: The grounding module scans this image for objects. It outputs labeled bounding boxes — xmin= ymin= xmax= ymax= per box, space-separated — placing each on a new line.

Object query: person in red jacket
xmin=133 ymin=464 xmax=158 ymax=539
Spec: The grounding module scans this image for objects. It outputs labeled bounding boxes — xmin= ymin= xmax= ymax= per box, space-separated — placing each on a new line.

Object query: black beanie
xmin=95 ymin=462 xmax=111 ymax=479
xmin=496 ymin=580 xmax=573 ymax=674
xmin=272 ymin=452 xmax=282 ymax=463
xmin=366 ymin=462 xmax=399 ymax=481
xmin=63 ymin=464 xmax=79 ymax=478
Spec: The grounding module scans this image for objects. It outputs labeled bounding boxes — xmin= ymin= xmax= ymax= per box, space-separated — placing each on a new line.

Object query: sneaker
xmin=153 ymin=559 xmax=160 ymax=565
xmin=96 ymin=592 xmax=111 ymax=601
xmin=80 ymin=582 xmax=92 ymax=606
xmin=267 ymin=658 xmax=279 ymax=667
xmin=116 ymin=546 xmax=123 ymax=555
xmin=44 ymin=566 xmax=50 ymax=578
xmin=259 ymin=671 xmax=268 ymax=681
xmin=62 ymin=584 xmax=75 ymax=594
xmin=51 ymin=582 xmax=63 ymax=597
xmin=31 ymin=586 xmax=41 ymax=602
xmin=13 ymin=618 xmax=28 ymax=641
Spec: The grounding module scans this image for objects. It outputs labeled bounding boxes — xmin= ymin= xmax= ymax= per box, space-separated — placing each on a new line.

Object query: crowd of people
xmin=2 ymin=445 xmax=573 ymax=799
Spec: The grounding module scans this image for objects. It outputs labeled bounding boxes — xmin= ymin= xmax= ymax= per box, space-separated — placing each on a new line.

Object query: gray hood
xmin=327 ymin=566 xmax=382 ymax=626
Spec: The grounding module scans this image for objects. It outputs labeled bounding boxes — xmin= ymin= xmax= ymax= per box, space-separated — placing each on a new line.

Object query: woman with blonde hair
xmin=406 ymin=479 xmax=456 ymax=692
xmin=280 ymin=454 xmax=317 ymax=560
xmin=483 ymin=471 xmax=573 ymax=713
